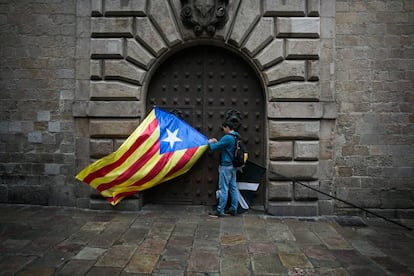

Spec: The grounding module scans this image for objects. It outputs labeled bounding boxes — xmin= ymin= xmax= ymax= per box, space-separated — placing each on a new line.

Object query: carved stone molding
xmin=180 ymin=0 xmax=229 ymax=36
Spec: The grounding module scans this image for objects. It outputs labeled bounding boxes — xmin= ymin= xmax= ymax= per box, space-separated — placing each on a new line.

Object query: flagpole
xmin=273 ymin=172 xmax=412 ymax=231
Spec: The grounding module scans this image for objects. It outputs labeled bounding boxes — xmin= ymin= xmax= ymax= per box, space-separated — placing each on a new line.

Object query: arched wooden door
xmin=144 ymin=45 xmax=265 ymax=205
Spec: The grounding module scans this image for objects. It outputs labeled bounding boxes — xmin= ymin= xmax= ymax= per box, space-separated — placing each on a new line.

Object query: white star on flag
xmin=162 ymin=128 xmax=183 ymax=148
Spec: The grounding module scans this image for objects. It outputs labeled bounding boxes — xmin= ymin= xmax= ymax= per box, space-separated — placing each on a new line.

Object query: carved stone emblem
xmin=180 ymin=0 xmax=229 ymax=36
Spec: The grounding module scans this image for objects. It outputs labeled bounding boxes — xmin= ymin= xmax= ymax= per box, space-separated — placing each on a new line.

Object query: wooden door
xmin=144 ymin=45 xmax=264 ymax=205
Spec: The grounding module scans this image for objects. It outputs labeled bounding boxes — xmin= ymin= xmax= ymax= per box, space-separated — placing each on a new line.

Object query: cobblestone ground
xmin=0 ymin=204 xmax=413 ymax=275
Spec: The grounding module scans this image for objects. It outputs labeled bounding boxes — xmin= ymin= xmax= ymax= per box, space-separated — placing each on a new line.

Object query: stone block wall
xmin=335 ymin=0 xmax=414 ymax=218
xmin=264 ymin=0 xmax=336 ymax=216
xmin=0 ymin=0 xmax=412 ymax=217
xmin=0 ymin=0 xmax=77 ymax=205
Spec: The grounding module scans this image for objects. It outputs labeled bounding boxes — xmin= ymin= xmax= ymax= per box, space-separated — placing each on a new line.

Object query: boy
xmin=208 ymin=122 xmax=240 ymax=217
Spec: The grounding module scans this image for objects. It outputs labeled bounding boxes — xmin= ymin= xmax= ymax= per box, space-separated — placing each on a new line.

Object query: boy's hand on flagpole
xmin=208 ymin=138 xmax=217 ymax=143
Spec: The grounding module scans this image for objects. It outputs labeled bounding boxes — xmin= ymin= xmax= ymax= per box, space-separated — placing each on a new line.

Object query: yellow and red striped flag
xmin=76 ymin=107 xmax=209 ymax=205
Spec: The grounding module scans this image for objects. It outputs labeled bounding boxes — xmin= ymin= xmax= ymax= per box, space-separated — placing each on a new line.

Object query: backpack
xmin=229 ymin=133 xmax=247 ymax=167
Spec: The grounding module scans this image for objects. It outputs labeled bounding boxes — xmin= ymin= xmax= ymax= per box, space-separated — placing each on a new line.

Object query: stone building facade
xmin=0 ymin=0 xmax=413 ymax=217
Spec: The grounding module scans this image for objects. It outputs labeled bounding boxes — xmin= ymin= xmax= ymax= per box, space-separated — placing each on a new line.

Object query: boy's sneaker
xmin=226 ymin=209 xmax=237 ymax=216
xmin=209 ymin=211 xmax=225 ymax=218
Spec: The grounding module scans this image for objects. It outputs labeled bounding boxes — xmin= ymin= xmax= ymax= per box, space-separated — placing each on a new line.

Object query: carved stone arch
xmin=76 ymin=0 xmax=336 ymax=215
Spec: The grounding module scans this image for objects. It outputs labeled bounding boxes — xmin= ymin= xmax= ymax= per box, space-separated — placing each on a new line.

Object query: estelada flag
xmin=76 ymin=107 xmax=209 ymax=205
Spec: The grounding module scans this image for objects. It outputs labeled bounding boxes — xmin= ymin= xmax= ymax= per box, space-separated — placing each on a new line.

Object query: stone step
xmin=89 ymin=198 xmax=141 ymax=211
xmin=267 ymin=201 xmax=318 ymax=216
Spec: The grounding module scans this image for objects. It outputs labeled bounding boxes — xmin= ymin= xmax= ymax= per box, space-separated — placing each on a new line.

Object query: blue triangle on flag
xmin=155 ymin=108 xmax=208 ymax=154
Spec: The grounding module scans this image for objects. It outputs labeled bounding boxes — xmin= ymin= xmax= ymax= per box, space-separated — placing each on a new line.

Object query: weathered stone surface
xmin=114 ymin=139 xmax=126 ymax=151
xmin=348 ymin=239 xmax=386 ymax=257
xmin=269 ymin=161 xmax=319 ymax=180
xmin=58 ymin=260 xmax=95 ymax=276
xmin=135 ymin=17 xmax=168 ymax=56
xmin=7 ymin=185 xmax=49 ymax=205
xmin=126 ymin=39 xmax=155 ymax=69
xmin=4 ymin=205 xmax=414 ymax=274
xmin=187 ymin=249 xmax=220 ymax=272
xmin=335 ymin=188 xmax=381 ymax=208
xmin=90 ymin=60 xmax=102 ymax=79
xmin=89 ymin=198 xmax=141 ymax=211
xmin=220 ymin=252 xmax=251 ymax=276
xmin=294 ymin=141 xmax=319 ymax=161
xmin=242 ymin=18 xmax=274 ymax=57
xmin=318 ymin=199 xmax=334 ymax=215
xmin=125 ymin=254 xmax=159 ymax=274
xmin=323 ymin=102 xmax=337 ymax=119
xmin=263 ymin=0 xmax=306 ymax=16
xmin=229 ymin=0 xmax=260 ymax=46
xmin=148 ymin=0 xmax=181 ymax=47
xmin=90 ymin=82 xmax=141 ymax=100
xmin=264 ymin=61 xmax=306 ymax=85
xmin=91 ymin=0 xmax=103 ymax=16
xmin=91 ymin=17 xmax=134 ymax=37
xmin=73 ymin=247 xmax=107 ymax=260
xmin=277 ymin=17 xmax=320 ymax=38
xmin=168 ymin=0 xmax=196 ymax=40
xmin=266 ymin=221 xmax=296 ymax=241
xmin=88 ymin=101 xmax=142 ymax=117
xmin=104 ymin=60 xmax=146 ymax=85
xmin=269 ymin=141 xmax=293 ymax=160
xmin=268 ymin=181 xmax=293 ymax=201
xmin=379 ymin=189 xmax=414 ymax=209
xmin=319 ymin=159 xmax=334 ymax=181
xmin=104 ymin=0 xmax=146 ymax=16
xmin=147 ymin=223 xmax=174 ymax=240
xmin=267 ymin=202 xmax=319 ymax=216
xmin=269 ymin=121 xmax=320 ymax=140
xmin=95 ymin=245 xmax=136 ymax=267
xmin=279 ymin=252 xmax=313 ymax=268
xmin=269 ymin=82 xmax=321 ymax=101
xmin=221 ymin=235 xmax=247 ymax=246
xmin=321 ymin=18 xmax=335 ymax=40
xmin=268 ymin=102 xmax=323 ymax=118
xmin=307 ymin=60 xmax=320 ymax=81
xmin=90 ymin=139 xmax=113 ymax=158
xmin=308 ymin=0 xmax=321 ymax=16
xmin=253 ymin=39 xmax=284 ymax=69
xmin=91 ymin=38 xmax=123 ymax=58
xmin=286 ymin=39 xmax=320 ymax=59
xmin=318 ymin=235 xmax=353 ymax=251
xmin=89 ymin=119 xmax=140 ymax=138
xmin=294 ymin=181 xmax=319 ymax=200
xmin=78 ymin=57 xmax=90 ymax=81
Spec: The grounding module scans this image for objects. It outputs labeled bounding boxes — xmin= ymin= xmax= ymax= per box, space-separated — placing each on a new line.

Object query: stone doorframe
xmin=73 ymin=0 xmax=336 ymax=216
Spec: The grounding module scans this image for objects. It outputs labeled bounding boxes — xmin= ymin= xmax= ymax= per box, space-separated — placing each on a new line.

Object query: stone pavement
xmin=0 ymin=204 xmax=413 ymax=276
